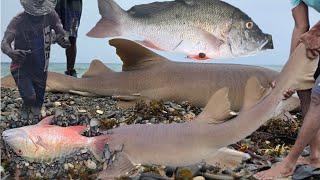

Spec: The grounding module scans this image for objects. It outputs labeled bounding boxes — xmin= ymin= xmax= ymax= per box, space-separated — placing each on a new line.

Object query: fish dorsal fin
xmin=37 ymin=116 xmax=54 ymax=126
xmin=82 ymin=59 xmax=114 ymax=78
xmin=242 ymin=77 xmax=267 ymax=111
xmin=196 ymin=88 xmax=233 ymax=124
xmin=69 ymin=125 xmax=87 ymax=134
xmin=109 ymin=38 xmax=168 ymax=71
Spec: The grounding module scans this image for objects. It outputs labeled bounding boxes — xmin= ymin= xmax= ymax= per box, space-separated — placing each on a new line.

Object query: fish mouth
xmin=260 ymin=34 xmax=273 ymax=50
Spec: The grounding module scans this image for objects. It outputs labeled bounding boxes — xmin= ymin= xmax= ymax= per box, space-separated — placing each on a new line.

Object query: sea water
xmin=1 ymin=62 xmax=282 ymax=78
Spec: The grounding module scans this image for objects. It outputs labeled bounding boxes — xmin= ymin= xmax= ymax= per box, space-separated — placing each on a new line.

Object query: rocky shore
xmin=0 ymin=87 xmax=312 ymax=179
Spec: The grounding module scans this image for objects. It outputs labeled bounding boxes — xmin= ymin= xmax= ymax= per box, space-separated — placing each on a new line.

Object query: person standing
xmin=55 ymin=0 xmax=82 ymax=77
xmin=1 ymin=0 xmax=70 ymax=123
xmin=255 ymin=0 xmax=320 ymax=179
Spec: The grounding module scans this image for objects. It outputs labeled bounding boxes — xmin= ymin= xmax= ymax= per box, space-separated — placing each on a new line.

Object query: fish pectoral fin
xmin=242 ymin=77 xmax=268 ymax=111
xmin=69 ymin=90 xmax=99 ymax=97
xmin=37 ymin=116 xmax=54 ymax=126
xmin=206 ymin=148 xmax=251 ymax=169
xmin=82 ymin=59 xmax=114 ymax=78
xmin=109 ymin=38 xmax=168 ymax=71
xmin=98 ymin=152 xmax=135 ymax=179
xmin=195 ymin=88 xmax=232 ymax=124
xmin=199 ymin=29 xmax=225 ymax=49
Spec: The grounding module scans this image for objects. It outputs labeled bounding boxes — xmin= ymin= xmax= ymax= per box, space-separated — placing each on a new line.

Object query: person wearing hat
xmin=55 ymin=0 xmax=82 ymax=77
xmin=1 ymin=0 xmax=70 ymax=123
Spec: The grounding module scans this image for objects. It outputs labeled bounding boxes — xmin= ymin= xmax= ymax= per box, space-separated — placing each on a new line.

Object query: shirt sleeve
xmin=50 ymin=11 xmax=66 ymax=35
xmin=290 ymin=0 xmax=303 ymax=8
xmin=5 ymin=16 xmax=20 ymax=35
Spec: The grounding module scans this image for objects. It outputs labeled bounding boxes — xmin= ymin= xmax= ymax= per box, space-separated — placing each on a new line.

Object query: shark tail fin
xmin=242 ymin=77 xmax=268 ymax=111
xmin=82 ymin=59 xmax=114 ymax=78
xmin=109 ymin=38 xmax=168 ymax=71
xmin=87 ymin=0 xmax=128 ymax=38
xmin=89 ymin=135 xmax=110 ymax=162
xmin=196 ymin=88 xmax=234 ymax=124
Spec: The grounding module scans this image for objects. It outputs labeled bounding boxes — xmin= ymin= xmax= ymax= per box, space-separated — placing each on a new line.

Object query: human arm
xmin=1 ymin=23 xmax=31 ymax=63
xmin=290 ymin=3 xmax=309 ymax=54
xmin=50 ymin=11 xmax=71 ymax=48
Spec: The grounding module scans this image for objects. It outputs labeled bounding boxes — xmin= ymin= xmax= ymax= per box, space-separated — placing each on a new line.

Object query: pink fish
xmin=2 ymin=116 xmax=108 ymax=162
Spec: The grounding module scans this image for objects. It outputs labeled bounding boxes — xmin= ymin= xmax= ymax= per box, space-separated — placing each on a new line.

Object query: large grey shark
xmin=1 ymin=39 xmax=298 ymax=123
xmin=96 ymin=44 xmax=318 ymax=179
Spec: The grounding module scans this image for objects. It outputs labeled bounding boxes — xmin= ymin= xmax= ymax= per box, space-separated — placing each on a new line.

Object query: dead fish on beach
xmin=87 ymin=0 xmax=273 ymax=60
xmin=2 ymin=116 xmax=108 ymax=162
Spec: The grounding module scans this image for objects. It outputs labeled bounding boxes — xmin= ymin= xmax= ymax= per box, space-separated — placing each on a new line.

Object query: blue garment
xmin=313 ymin=73 xmax=320 ymax=95
xmin=290 ymin=0 xmax=320 ymax=12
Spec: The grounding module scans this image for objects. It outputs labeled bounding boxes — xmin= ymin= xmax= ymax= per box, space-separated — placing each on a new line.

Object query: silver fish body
xmin=88 ymin=0 xmax=273 ymax=60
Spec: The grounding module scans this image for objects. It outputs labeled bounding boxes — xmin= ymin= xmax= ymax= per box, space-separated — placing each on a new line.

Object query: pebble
xmin=78 ymin=109 xmax=87 ymax=113
xmin=84 ymin=160 xmax=97 ymax=170
xmin=193 ymin=176 xmax=205 ymax=180
xmin=54 ymin=101 xmax=62 ymax=107
xmin=96 ymin=110 xmax=104 ymax=115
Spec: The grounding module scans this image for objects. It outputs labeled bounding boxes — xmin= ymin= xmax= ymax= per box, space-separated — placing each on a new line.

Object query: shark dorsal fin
xmin=196 ymin=88 xmax=233 ymax=124
xmin=82 ymin=59 xmax=114 ymax=78
xmin=109 ymin=38 xmax=168 ymax=71
xmin=242 ymin=77 xmax=267 ymax=111
xmin=37 ymin=116 xmax=54 ymax=126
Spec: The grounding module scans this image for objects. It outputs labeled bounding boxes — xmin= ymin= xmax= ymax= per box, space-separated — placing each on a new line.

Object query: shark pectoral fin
xmin=206 ymin=148 xmax=251 ymax=169
xmin=82 ymin=59 xmax=114 ymax=78
xmin=109 ymin=38 xmax=168 ymax=71
xmin=242 ymin=77 xmax=268 ymax=111
xmin=69 ymin=90 xmax=99 ymax=97
xmin=69 ymin=125 xmax=87 ymax=134
xmin=195 ymin=88 xmax=232 ymax=124
xmin=37 ymin=116 xmax=54 ymax=126
xmin=98 ymin=152 xmax=135 ymax=179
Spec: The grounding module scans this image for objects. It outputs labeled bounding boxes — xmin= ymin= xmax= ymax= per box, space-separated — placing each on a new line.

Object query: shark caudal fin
xmin=89 ymin=135 xmax=109 ymax=162
xmin=1 ymin=75 xmax=16 ymax=88
xmin=87 ymin=0 xmax=128 ymax=38
xmin=196 ymin=88 xmax=234 ymax=124
xmin=109 ymin=38 xmax=168 ymax=71
xmin=242 ymin=77 xmax=268 ymax=111
xmin=82 ymin=59 xmax=114 ymax=78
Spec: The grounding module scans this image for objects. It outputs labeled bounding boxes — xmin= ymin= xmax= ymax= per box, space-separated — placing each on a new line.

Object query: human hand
xmin=8 ymin=49 xmax=31 ymax=63
xmin=299 ymin=29 xmax=320 ymax=59
xmin=56 ymin=34 xmax=71 ymax=48
xmin=271 ymin=80 xmax=295 ymax=99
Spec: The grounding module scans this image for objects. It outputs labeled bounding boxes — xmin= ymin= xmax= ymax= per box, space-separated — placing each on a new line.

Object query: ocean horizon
xmin=1 ymin=62 xmax=283 ymax=78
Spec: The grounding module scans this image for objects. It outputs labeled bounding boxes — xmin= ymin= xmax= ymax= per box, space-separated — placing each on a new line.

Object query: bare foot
xmin=254 ymin=159 xmax=295 ymax=180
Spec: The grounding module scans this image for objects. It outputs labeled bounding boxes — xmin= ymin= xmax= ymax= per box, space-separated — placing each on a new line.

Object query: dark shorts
xmin=11 ymin=67 xmax=47 ymax=108
xmin=55 ymin=0 xmax=82 ymax=37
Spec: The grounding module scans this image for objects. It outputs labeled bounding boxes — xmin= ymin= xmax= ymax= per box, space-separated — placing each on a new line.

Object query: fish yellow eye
xmin=246 ymin=22 xmax=253 ymax=29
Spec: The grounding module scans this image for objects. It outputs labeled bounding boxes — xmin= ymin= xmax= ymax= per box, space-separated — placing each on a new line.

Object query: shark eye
xmin=246 ymin=21 xmax=253 ymax=29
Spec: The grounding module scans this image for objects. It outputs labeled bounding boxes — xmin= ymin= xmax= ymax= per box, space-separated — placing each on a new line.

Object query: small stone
xmin=90 ymin=119 xmax=100 ymax=127
xmin=69 ymin=101 xmax=75 ymax=105
xmin=78 ymin=109 xmax=87 ymax=113
xmin=167 ymin=108 xmax=175 ymax=112
xmin=64 ymin=163 xmax=69 ymax=170
xmin=68 ymin=163 xmax=74 ymax=169
xmin=81 ymin=149 xmax=88 ymax=154
xmin=184 ymin=112 xmax=196 ymax=121
xmin=193 ymin=176 xmax=205 ymax=180
xmin=54 ymin=101 xmax=62 ymax=107
xmin=24 ymin=162 xmax=30 ymax=166
xmin=85 ymin=160 xmax=97 ymax=170
xmin=96 ymin=110 xmax=104 ymax=115
xmin=36 ymin=172 xmax=42 ymax=178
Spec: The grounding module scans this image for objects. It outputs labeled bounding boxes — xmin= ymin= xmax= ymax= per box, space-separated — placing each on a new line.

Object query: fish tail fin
xmin=89 ymin=135 xmax=110 ymax=162
xmin=87 ymin=0 xmax=128 ymax=38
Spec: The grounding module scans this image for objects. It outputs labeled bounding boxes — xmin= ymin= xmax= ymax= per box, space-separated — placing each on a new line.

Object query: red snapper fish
xmin=2 ymin=116 xmax=108 ymax=162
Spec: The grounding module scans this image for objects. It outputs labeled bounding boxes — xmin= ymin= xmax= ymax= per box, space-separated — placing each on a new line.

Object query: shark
xmin=95 ymin=44 xmax=318 ymax=179
xmin=1 ymin=39 xmax=299 ymax=123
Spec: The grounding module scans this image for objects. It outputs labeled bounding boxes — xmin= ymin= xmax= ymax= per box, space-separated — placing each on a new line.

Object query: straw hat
xmin=20 ymin=0 xmax=57 ymax=16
